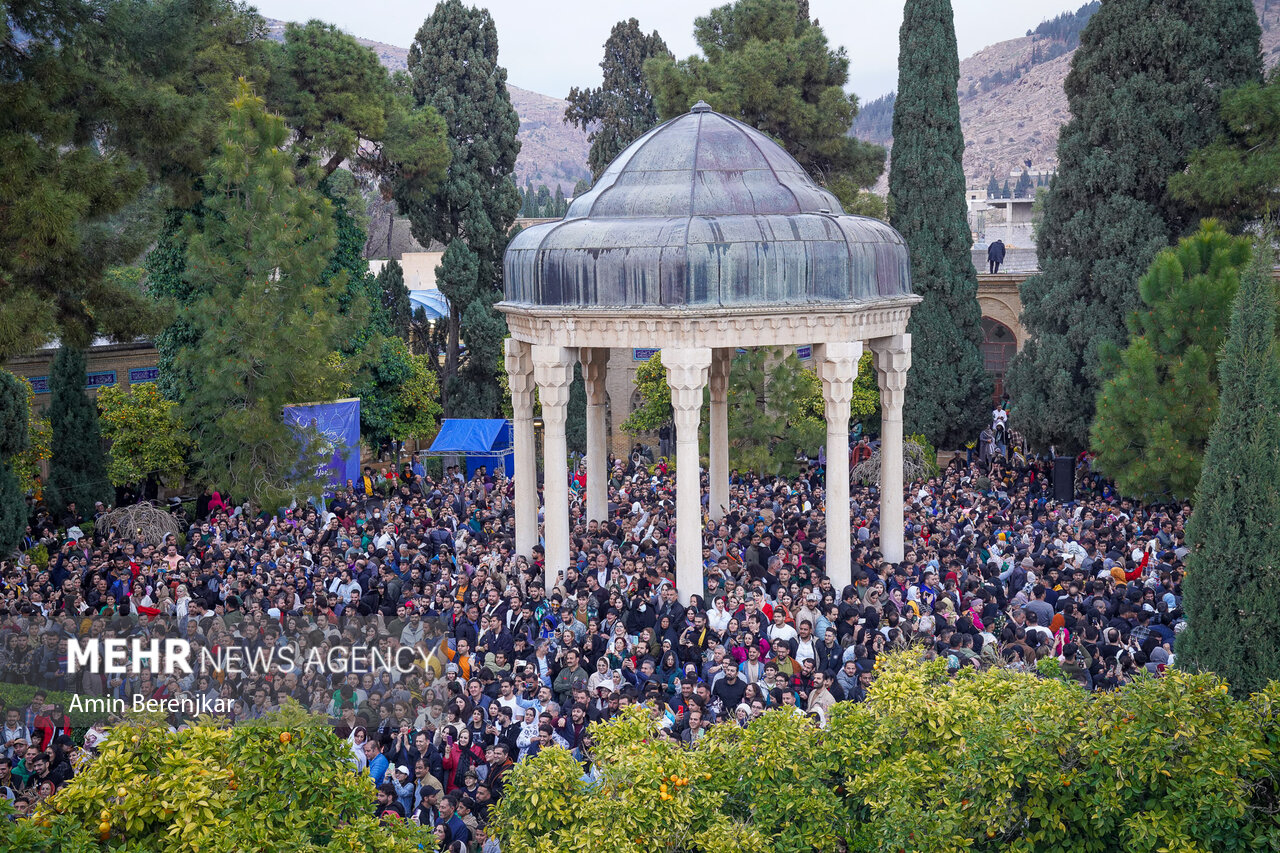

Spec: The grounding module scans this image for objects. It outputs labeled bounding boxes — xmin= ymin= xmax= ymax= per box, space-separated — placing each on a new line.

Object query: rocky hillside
xmin=856 ymin=0 xmax=1280 ymax=190
xmin=263 ymin=19 xmax=589 ymax=196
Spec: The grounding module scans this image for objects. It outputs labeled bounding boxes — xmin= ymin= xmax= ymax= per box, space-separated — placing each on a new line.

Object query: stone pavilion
xmin=499 ymin=102 xmax=919 ymax=602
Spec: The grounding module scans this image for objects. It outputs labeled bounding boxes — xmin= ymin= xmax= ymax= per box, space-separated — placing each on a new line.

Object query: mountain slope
xmin=856 ymin=0 xmax=1280 ymax=189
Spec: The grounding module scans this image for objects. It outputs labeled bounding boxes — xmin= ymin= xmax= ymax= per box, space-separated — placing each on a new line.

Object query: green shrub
xmin=494 ymin=654 xmax=1280 ymax=852
xmin=21 ymin=701 xmax=435 ymax=852
xmin=27 ymin=543 xmax=50 ymax=569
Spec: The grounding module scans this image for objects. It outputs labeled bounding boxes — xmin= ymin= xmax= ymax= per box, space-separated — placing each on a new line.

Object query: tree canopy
xmin=1006 ymin=0 xmax=1262 ymax=452
xmin=174 ymin=82 xmax=360 ymax=507
xmin=565 ymin=18 xmax=672 ymax=180
xmin=1180 ymin=237 xmax=1280 ymax=698
xmin=96 ymin=383 xmax=191 ymax=489
xmin=402 ymin=0 xmax=521 ymax=417
xmin=889 ymin=0 xmax=990 ymax=448
xmin=645 ymin=0 xmax=884 ymax=192
xmin=46 ymin=347 xmax=110 ymax=514
xmin=1090 ymin=221 xmax=1252 ymax=500
xmin=1170 ymin=70 xmax=1280 ymax=227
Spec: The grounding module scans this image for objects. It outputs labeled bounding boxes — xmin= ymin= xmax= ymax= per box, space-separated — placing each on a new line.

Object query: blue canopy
xmin=427 ymin=419 xmax=513 ymax=477
xmin=409 ymin=289 xmax=450 ymax=320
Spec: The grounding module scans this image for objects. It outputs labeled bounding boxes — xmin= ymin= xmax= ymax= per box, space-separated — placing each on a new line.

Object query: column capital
xmin=708 ymin=348 xmax=732 ymax=399
xmin=870 ymin=334 xmax=912 ymax=411
xmin=662 ymin=347 xmax=712 ymax=413
xmin=504 ymin=338 xmax=535 ymax=413
xmin=814 ymin=341 xmax=863 ymax=409
xmin=532 ymin=344 xmax=576 ymax=425
xmin=579 ymin=347 xmax=608 ymax=406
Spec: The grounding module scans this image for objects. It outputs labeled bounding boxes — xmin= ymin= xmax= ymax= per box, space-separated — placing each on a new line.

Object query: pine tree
xmin=1171 ymin=73 xmax=1280 ymax=229
xmin=1006 ymin=0 xmax=1262 ymax=451
xmin=1179 ymin=238 xmax=1280 ymax=698
xmin=401 ymin=0 xmax=521 ymax=418
xmin=1091 ymin=221 xmax=1251 ymax=500
xmin=47 ymin=347 xmax=109 ymax=515
xmin=889 ymin=0 xmax=990 ymax=448
xmin=646 ymin=0 xmax=884 ymax=192
xmin=0 ymin=0 xmax=239 ymax=359
xmin=0 ymin=371 xmax=30 ymax=553
xmin=379 ymin=260 xmax=413 ymax=342
xmin=176 ymin=81 xmax=359 ymax=507
xmin=722 ymin=349 xmax=826 ymax=476
xmin=565 ymin=18 xmax=672 ymax=180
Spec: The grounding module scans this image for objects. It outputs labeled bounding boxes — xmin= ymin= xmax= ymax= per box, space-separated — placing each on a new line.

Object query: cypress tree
xmin=0 ymin=371 xmax=29 ymax=553
xmin=402 ymin=0 xmax=521 ymax=417
xmin=1179 ymin=239 xmax=1280 ymax=698
xmin=47 ymin=347 xmax=109 ymax=515
xmin=986 ymin=175 xmax=1000 ymax=197
xmin=1090 ymin=221 xmax=1251 ymax=500
xmin=889 ymin=0 xmax=990 ymax=447
xmin=1006 ymin=0 xmax=1261 ymax=451
xmin=565 ymin=18 xmax=672 ymax=181
xmin=1014 ymin=169 xmax=1032 ymax=198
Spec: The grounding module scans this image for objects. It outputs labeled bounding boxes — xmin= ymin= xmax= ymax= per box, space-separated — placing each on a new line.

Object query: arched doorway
xmin=981 ymin=317 xmax=1017 ymax=400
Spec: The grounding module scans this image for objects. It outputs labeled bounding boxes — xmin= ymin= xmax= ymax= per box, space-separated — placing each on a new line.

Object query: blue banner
xmin=283 ymin=399 xmax=361 ymax=493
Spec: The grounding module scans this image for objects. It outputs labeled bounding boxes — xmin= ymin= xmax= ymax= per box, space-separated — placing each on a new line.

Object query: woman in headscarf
xmin=349 ymin=726 xmax=369 ymax=773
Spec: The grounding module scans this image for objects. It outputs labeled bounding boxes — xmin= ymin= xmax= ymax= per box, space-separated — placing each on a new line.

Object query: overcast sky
xmin=251 ymin=0 xmax=1082 ymax=100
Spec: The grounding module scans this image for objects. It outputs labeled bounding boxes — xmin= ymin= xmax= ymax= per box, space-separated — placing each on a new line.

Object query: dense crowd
xmin=0 ymin=409 xmax=1187 ymax=849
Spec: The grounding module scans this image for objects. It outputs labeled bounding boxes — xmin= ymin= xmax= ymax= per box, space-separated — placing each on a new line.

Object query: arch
xmin=981 ymin=317 xmax=1017 ymax=400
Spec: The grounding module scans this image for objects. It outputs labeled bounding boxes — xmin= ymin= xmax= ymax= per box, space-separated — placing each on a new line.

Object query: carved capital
xmin=531 ymin=344 xmax=575 ymax=425
xmin=663 ymin=347 xmax=712 ymax=411
xmin=578 ymin=346 xmax=608 ymax=407
xmin=504 ymin=338 xmax=536 ymax=416
xmin=870 ymin=334 xmax=912 ymax=413
xmin=708 ymin=348 xmax=732 ymax=402
xmin=813 ymin=341 xmax=862 ymax=415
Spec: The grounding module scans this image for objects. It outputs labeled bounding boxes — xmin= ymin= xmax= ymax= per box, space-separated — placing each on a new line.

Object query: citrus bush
xmin=492 ymin=654 xmax=1280 ymax=852
xmin=18 ymin=701 xmax=434 ymax=852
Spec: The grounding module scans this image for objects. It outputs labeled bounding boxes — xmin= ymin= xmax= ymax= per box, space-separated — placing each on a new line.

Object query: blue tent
xmin=409 ymin=289 xmax=450 ymax=320
xmin=427 ymin=419 xmax=513 ymax=477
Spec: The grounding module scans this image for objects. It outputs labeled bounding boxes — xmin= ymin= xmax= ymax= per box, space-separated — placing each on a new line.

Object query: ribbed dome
xmin=503 ymin=102 xmax=912 ymax=309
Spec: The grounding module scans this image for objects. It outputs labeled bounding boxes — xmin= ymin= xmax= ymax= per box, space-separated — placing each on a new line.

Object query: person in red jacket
xmin=440 ymin=727 xmax=485 ymax=793
xmin=32 ymin=703 xmax=72 ymax=752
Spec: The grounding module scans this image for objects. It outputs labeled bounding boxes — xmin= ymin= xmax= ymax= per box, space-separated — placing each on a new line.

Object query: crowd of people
xmin=0 ymin=408 xmax=1187 ymax=849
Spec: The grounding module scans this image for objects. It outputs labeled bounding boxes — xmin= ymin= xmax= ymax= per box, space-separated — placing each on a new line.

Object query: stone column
xmin=580 ymin=347 xmax=609 ymax=525
xmin=707 ymin=348 xmax=732 ymax=522
xmin=531 ymin=345 xmax=575 ymax=592
xmin=871 ymin=334 xmax=912 ymax=565
xmin=606 ymin=348 xmax=635 ymax=459
xmin=663 ymin=347 xmax=711 ymax=604
xmin=503 ymin=339 xmax=538 ymax=559
xmin=814 ymin=341 xmax=862 ymax=591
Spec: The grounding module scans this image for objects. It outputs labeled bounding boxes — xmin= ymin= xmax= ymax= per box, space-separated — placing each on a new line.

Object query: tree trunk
xmin=443 ymin=303 xmax=461 ymax=415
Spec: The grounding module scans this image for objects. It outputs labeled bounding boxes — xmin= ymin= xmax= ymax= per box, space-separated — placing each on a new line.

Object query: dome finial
xmin=690 ymin=100 xmax=712 ymax=114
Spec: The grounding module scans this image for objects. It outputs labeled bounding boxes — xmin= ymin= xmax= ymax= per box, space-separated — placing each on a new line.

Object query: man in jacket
xmin=553 ymin=648 xmax=589 ymax=707
xmin=987 ymin=239 xmax=1006 ymax=274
